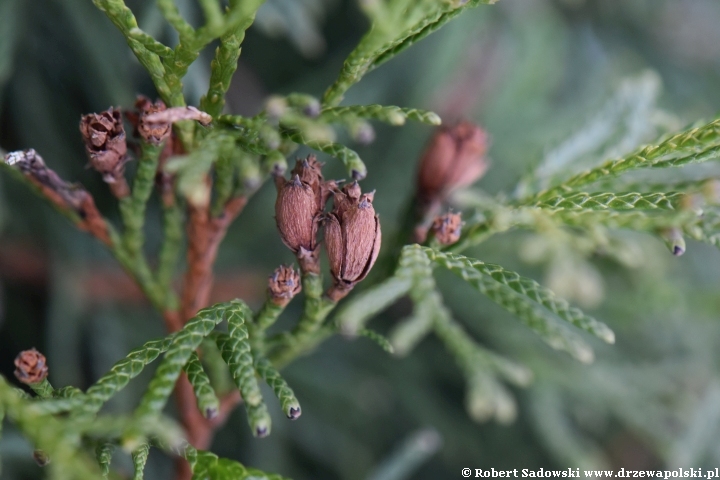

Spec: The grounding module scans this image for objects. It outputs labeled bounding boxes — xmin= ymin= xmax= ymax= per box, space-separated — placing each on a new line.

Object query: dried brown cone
xmin=325 ymin=182 xmax=382 ymax=302
xmin=416 ymin=120 xmax=489 ymax=206
xmin=274 ymin=155 xmax=327 ymax=274
xmin=133 ymin=96 xmax=171 ymax=146
xmin=79 ymin=107 xmax=129 ymax=197
xmin=430 ymin=212 xmax=463 ymax=246
xmin=268 ymin=265 xmax=302 ymax=307
xmin=14 ymin=348 xmax=48 ymax=385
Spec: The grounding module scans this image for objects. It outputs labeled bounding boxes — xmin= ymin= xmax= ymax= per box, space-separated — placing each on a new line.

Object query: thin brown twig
xmin=4 ymin=150 xmax=112 ymax=246
xmin=173 ymin=194 xmax=249 ymax=478
xmin=180 ymin=196 xmax=248 ymax=322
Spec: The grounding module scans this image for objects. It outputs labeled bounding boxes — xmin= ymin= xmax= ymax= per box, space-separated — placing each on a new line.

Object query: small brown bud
xmin=79 ymin=108 xmax=129 ymax=197
xmin=417 ymin=121 xmax=489 ymax=205
xmin=33 ymin=450 xmax=50 ymax=467
xmin=14 ymin=348 xmax=48 ymax=385
xmin=430 ymin=212 xmax=463 ymax=246
xmin=132 ymin=96 xmax=171 ymax=145
xmin=275 ymin=155 xmax=327 ymax=273
xmin=268 ymin=265 xmax=302 ymax=306
xmin=325 ymin=182 xmax=381 ymax=301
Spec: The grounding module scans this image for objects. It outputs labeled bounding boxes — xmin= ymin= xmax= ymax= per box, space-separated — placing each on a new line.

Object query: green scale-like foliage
xmin=137 ymin=303 xmax=236 ymax=417
xmin=255 ymin=358 xmax=301 ymax=419
xmin=95 ymin=442 xmax=114 ymax=478
xmin=131 ymin=443 xmax=151 ymax=480
xmin=187 ymin=446 xmax=289 ymax=480
xmin=534 ymin=191 xmax=686 ymax=211
xmin=531 ymin=118 xmax=720 ymax=201
xmin=184 ymin=352 xmax=220 ymax=419
xmin=423 ymin=248 xmax=615 ymax=344
xmin=319 ymin=105 xmax=441 ymax=126
xmin=216 ymin=301 xmax=263 ymax=408
xmin=323 ymin=0 xmax=498 ymax=106
xmin=84 ymin=335 xmax=176 ymax=416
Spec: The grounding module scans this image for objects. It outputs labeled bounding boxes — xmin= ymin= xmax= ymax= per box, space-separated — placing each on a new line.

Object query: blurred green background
xmin=3 ymin=0 xmax=720 ymax=478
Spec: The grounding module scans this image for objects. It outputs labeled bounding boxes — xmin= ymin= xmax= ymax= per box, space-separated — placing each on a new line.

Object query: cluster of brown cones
xmin=274 ymin=155 xmax=381 ymax=301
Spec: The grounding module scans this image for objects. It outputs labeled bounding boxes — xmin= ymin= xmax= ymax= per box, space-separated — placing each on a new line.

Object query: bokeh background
xmin=3 ymin=0 xmax=720 ymax=478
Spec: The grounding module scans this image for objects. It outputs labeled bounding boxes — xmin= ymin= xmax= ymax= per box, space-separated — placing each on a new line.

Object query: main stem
xmin=172 ymin=194 xmax=248 ymax=480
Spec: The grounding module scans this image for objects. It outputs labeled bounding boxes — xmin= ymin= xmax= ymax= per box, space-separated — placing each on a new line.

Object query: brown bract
xmin=431 ymin=212 xmax=463 ymax=246
xmin=274 ymin=155 xmax=326 ymax=273
xmin=417 ymin=120 xmax=488 ymax=205
xmin=144 ymin=106 xmax=212 ymax=133
xmin=14 ymin=348 xmax=48 ymax=385
xmin=79 ymin=108 xmax=129 ymax=196
xmin=268 ymin=265 xmax=302 ymax=306
xmin=325 ymin=182 xmax=381 ymax=301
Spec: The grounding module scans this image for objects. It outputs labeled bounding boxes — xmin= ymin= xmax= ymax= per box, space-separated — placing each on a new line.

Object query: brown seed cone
xmin=14 ymin=348 xmax=48 ymax=384
xmin=325 ymin=182 xmax=381 ymax=296
xmin=290 ymin=155 xmax=325 ymax=209
xmin=417 ymin=121 xmax=489 ymax=205
xmin=275 ymin=155 xmax=328 ymax=273
xmin=79 ymin=108 xmax=129 ymax=196
xmin=268 ymin=265 xmax=302 ymax=306
xmin=430 ymin=212 xmax=463 ymax=246
xmin=275 ymin=175 xmax=320 ymax=252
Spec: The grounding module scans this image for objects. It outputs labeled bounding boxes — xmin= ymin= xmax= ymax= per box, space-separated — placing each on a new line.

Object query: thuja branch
xmin=1 ymin=150 xmax=112 ymax=246
xmin=526 ymin=117 xmax=720 ymax=202
xmin=290 ymin=273 xmax=335 ymax=340
xmin=200 ymin=0 xmax=263 ymax=119
xmin=323 ymin=0 xmax=497 ymax=106
xmin=91 ymin=0 xmax=172 ymax=101
xmin=180 ymin=196 xmax=248 ymax=322
xmin=120 ymin=142 xmax=163 ymax=257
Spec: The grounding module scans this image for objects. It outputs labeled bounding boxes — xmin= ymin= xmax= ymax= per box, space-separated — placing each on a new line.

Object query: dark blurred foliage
xmin=3 ymin=0 xmax=720 ymax=478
